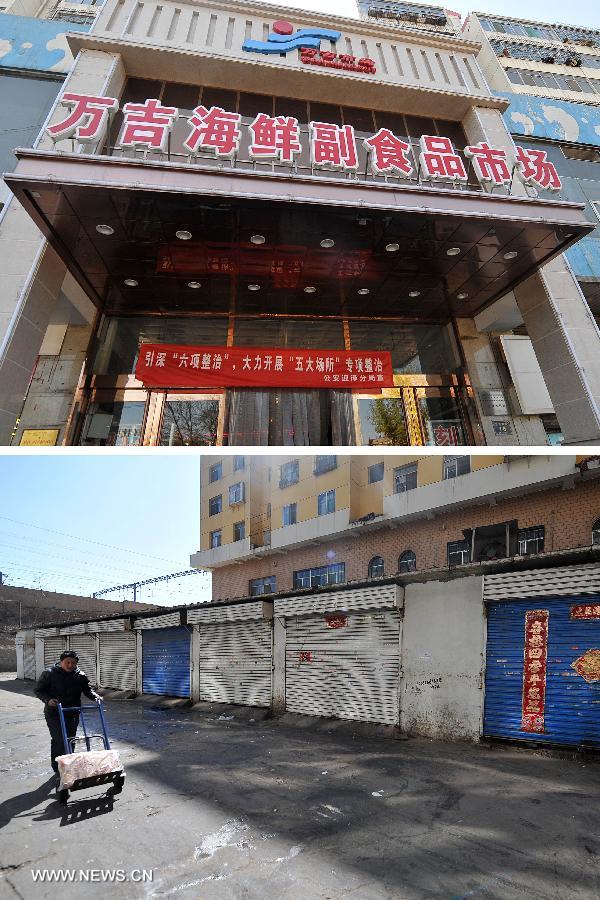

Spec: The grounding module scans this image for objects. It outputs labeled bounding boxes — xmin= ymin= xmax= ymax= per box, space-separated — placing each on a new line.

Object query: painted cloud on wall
xmin=0 ymin=14 xmax=89 ymax=74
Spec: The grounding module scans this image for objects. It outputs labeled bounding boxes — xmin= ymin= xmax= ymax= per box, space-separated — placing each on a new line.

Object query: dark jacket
xmin=34 ymin=663 xmax=97 ymax=709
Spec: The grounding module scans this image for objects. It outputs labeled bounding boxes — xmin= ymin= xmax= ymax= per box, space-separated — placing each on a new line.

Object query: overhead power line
xmin=93 ymin=568 xmax=208 ymax=602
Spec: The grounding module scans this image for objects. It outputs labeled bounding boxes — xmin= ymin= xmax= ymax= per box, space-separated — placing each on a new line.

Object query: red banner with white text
xmin=135 ymin=344 xmax=394 ymax=390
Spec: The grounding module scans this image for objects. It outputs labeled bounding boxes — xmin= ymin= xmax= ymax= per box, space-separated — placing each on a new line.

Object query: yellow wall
xmin=270 ymin=456 xmax=351 ymax=529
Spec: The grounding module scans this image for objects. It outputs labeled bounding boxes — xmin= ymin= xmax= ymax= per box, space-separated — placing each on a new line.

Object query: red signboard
xmin=570 ymin=603 xmax=600 ymax=620
xmin=325 ymin=614 xmax=348 ymax=629
xmin=135 ymin=344 xmax=394 ymax=390
xmin=521 ymin=609 xmax=549 ymax=734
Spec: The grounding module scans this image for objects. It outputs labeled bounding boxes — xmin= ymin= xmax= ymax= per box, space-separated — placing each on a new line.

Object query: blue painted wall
xmin=0 ymin=14 xmax=90 ymax=74
xmin=499 ymin=91 xmax=600 ymax=279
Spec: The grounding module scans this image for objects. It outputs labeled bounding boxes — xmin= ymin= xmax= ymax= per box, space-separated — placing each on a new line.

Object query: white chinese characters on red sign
xmin=46 ymin=93 xmax=563 ymax=191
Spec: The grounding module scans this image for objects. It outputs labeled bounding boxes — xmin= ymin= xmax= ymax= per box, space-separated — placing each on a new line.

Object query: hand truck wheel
xmin=57 ymin=788 xmax=69 ymax=806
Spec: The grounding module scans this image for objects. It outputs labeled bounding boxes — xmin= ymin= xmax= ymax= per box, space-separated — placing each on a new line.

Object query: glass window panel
xmin=349 ymin=321 xmax=459 ymax=374
xmin=418 ymin=389 xmax=466 ymax=446
xmin=159 ymin=399 xmax=219 ymax=446
xmin=373 ymin=110 xmax=407 ymax=135
xmin=342 ymin=106 xmax=376 ymax=132
xmin=233 ymin=318 xmax=344 ymax=349
xmin=162 ymin=82 xmax=201 ymax=111
xmin=274 ymin=96 xmax=309 ymax=124
xmin=239 ymin=91 xmax=273 ymax=120
xmin=358 ymin=398 xmax=409 ymax=446
xmin=309 ymin=102 xmax=342 ymax=123
xmin=79 ymin=400 xmax=145 ymax=446
xmin=201 ymin=86 xmax=238 ymax=111
xmin=405 ymin=114 xmax=437 ymax=139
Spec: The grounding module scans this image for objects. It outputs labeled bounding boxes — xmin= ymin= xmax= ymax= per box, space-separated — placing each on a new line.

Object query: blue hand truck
xmin=56 ymin=700 xmax=125 ymax=805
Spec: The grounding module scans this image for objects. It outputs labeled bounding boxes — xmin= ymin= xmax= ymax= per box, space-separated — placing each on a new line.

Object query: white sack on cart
xmin=57 ymin=749 xmax=122 ymax=789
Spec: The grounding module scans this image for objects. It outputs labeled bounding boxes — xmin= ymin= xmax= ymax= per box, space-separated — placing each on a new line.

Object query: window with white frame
xmin=282 ymin=503 xmax=297 ymax=526
xmin=518 ymin=526 xmax=545 ymax=555
xmin=280 ymin=460 xmax=299 ymax=488
xmin=368 ymin=556 xmax=384 ymax=578
xmin=394 ymin=463 xmax=418 ymax=493
xmin=398 ymin=550 xmax=417 ymax=573
xmin=314 ymin=455 xmax=337 ymax=475
xmin=229 ymin=482 xmax=245 ymax=505
xmin=233 ymin=521 xmax=245 ymax=541
xmin=209 ymin=462 xmax=222 ymax=483
xmin=293 ymin=563 xmax=345 ymax=589
xmin=443 ymin=456 xmax=470 ymax=479
xmin=210 ymin=529 xmax=222 ymax=548
xmin=233 ymin=455 xmax=246 ymax=471
xmin=368 ymin=462 xmax=384 ymax=483
xmin=448 ymin=539 xmax=471 ymax=567
xmin=249 ymin=575 xmax=276 ymax=596
xmin=318 ymin=489 xmax=336 ymax=516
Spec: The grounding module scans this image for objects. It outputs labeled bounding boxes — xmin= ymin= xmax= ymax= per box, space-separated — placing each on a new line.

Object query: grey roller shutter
xmin=44 ymin=637 xmax=66 ymax=668
xmin=285 ymin=610 xmax=401 ymax=726
xmin=199 ymin=620 xmax=272 ymax=707
xmin=98 ymin=633 xmax=136 ymax=690
xmin=68 ymin=634 xmax=97 ymax=686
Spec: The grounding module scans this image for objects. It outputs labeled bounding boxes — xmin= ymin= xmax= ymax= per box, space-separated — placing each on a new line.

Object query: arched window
xmin=399 ymin=550 xmax=416 ymax=573
xmin=368 ymin=556 xmax=384 ymax=579
xmin=593 ymin=517 xmax=600 ymax=546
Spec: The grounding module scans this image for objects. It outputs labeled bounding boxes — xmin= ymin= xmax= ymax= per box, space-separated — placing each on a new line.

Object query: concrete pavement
xmin=0 ymin=673 xmax=598 ymax=899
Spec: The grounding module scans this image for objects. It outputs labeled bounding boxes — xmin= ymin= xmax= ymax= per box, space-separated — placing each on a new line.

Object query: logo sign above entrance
xmin=135 ymin=345 xmax=394 ymax=390
xmin=46 ymin=93 xmax=563 ymax=191
xmin=242 ymin=19 xmax=341 ymax=54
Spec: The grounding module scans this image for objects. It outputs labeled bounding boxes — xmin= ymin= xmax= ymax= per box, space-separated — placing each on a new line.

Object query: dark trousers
xmin=44 ymin=709 xmax=79 ymax=772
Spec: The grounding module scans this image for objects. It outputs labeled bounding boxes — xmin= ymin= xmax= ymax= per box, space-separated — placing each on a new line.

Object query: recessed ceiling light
xmin=188 ymin=281 xmax=201 ymax=289
xmin=358 ymin=217 xmax=368 ymax=226
xmin=409 ymin=290 xmax=421 ymax=298
xmin=250 ymin=234 xmax=266 ymax=244
xmin=176 ymin=230 xmax=192 ymax=241
xmin=96 ymin=224 xmax=114 ymax=236
xmin=446 ymin=247 xmax=461 ymax=256
xmin=124 ymin=278 xmax=138 ymax=287
xmin=385 ymin=242 xmax=400 ymax=252
xmin=304 ymin=286 xmax=316 ymax=293
xmin=357 ymin=288 xmax=370 ymax=295
xmin=248 ymin=283 xmax=261 ymax=291
xmin=457 ymin=292 xmax=469 ymax=300
xmin=320 ymin=238 xmax=335 ymax=248
xmin=503 ymin=251 xmax=518 ymax=260
xmin=30 ymin=191 xmax=41 ymax=199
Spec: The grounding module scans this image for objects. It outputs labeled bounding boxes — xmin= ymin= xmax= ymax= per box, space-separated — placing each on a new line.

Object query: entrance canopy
xmin=6 ymin=148 xmax=593 ymax=321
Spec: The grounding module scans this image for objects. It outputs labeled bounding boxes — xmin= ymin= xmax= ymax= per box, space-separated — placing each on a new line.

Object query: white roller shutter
xmin=484 ymin=562 xmax=600 ymax=601
xmin=285 ymin=610 xmax=401 ymax=726
xmin=199 ymin=620 xmax=272 ymax=707
xmin=98 ymin=633 xmax=136 ymax=690
xmin=43 ymin=636 xmax=67 ymax=668
xmin=24 ymin=645 xmax=36 ymax=680
xmin=68 ymin=634 xmax=97 ymax=686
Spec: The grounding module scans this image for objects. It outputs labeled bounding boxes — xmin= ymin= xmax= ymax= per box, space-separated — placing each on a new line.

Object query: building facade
xmin=463 ymin=11 xmax=600 ymax=428
xmin=192 ymin=453 xmax=600 ymax=600
xmin=2 ymin=0 xmax=600 ymax=447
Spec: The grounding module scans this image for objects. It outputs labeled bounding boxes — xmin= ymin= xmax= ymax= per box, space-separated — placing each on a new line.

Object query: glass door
xmin=148 ymin=393 xmax=223 ymax=446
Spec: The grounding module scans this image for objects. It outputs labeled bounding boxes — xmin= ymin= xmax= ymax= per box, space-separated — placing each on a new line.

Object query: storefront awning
xmin=5 ymin=148 xmax=594 ymax=321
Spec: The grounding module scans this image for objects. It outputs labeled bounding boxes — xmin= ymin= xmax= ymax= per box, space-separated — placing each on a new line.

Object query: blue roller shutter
xmin=484 ymin=596 xmax=600 ymax=747
xmin=142 ymin=626 xmax=191 ymax=698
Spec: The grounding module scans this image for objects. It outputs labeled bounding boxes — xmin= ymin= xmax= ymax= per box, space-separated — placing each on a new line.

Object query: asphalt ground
xmin=0 ymin=673 xmax=598 ymax=900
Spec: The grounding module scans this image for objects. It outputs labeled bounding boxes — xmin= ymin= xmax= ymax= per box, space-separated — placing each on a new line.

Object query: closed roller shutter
xmin=285 ymin=610 xmax=401 ymax=726
xmin=484 ymin=596 xmax=600 ymax=747
xmin=44 ymin=637 xmax=66 ymax=668
xmin=199 ymin=620 xmax=272 ymax=707
xmin=24 ymin=645 xmax=36 ymax=680
xmin=98 ymin=633 xmax=136 ymax=690
xmin=68 ymin=635 xmax=97 ymax=686
xmin=142 ymin=627 xmax=190 ymax=697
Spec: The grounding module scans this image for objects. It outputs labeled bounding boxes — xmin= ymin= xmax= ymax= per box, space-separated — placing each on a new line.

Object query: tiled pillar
xmin=0 ymin=50 xmax=125 ymax=445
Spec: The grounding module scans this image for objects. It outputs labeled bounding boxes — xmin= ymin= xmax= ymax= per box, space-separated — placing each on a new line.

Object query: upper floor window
xmin=368 ymin=462 xmax=384 ymax=484
xmin=280 ymin=460 xmax=299 ymax=488
xmin=518 ymin=526 xmax=545 ymax=556
xmin=314 ymin=455 xmax=337 ymax=475
xmin=398 ymin=550 xmax=416 ymax=573
xmin=233 ymin=455 xmax=245 ymax=472
xmin=368 ymin=556 xmax=384 ymax=578
xmin=208 ymin=494 xmax=222 ymax=516
xmin=249 ymin=575 xmax=276 ymax=596
xmin=593 ymin=517 xmax=600 ymax=545
xmin=443 ymin=456 xmax=470 ymax=479
xmin=209 ymin=462 xmax=222 ymax=483
xmin=394 ymin=463 xmax=418 ymax=493
xmin=293 ymin=563 xmax=345 ymax=589
xmin=233 ymin=521 xmax=245 ymax=542
xmin=282 ymin=503 xmax=297 ymax=527
xmin=448 ymin=539 xmax=471 ymax=568
xmin=209 ymin=529 xmax=222 ymax=549
xmin=318 ymin=489 xmax=336 ymax=516
xmin=229 ymin=482 xmax=245 ymax=505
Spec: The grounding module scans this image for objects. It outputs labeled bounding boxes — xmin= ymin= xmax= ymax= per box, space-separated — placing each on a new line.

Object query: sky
xmin=276 ymin=0 xmax=599 ymax=31
xmin=0 ymin=454 xmax=209 ymax=607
